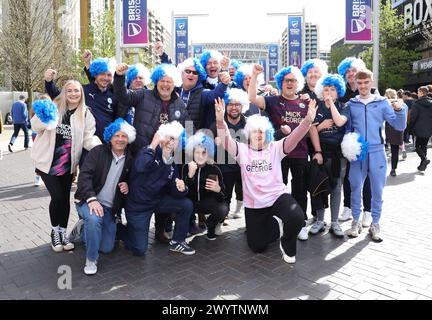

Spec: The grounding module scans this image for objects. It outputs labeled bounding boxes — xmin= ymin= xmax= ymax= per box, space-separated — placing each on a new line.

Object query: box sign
xmin=175 ymin=18 xmax=188 ymax=65
xmin=404 ymin=0 xmax=432 ymax=29
xmin=413 ymin=57 xmax=432 ymax=73
xmin=123 ymin=0 xmax=148 ymax=47
xmin=345 ymin=0 xmax=373 ymax=43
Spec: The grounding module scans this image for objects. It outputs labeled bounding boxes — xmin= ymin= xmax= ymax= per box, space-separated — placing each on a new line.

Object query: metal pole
xmin=115 ymin=0 xmax=122 ymax=63
xmin=373 ymin=0 xmax=380 ymax=89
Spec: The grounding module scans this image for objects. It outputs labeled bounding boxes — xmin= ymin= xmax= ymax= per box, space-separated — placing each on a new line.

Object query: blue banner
xmin=175 ymin=18 xmax=188 ymax=65
xmin=193 ymin=45 xmax=203 ymax=59
xmin=259 ymin=58 xmax=267 ymax=84
xmin=288 ymin=16 xmax=302 ymax=68
xmin=268 ymin=44 xmax=279 ymax=82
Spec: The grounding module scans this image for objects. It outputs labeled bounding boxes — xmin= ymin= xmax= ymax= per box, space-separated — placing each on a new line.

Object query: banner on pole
xmin=268 ymin=44 xmax=279 ymax=82
xmin=288 ymin=16 xmax=303 ymax=68
xmin=175 ymin=18 xmax=189 ymax=65
xmin=122 ymin=0 xmax=148 ymax=47
xmin=345 ymin=0 xmax=373 ymax=43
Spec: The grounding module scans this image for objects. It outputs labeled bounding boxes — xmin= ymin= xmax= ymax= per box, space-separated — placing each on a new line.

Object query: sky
xmin=147 ymin=0 xmax=346 ymax=50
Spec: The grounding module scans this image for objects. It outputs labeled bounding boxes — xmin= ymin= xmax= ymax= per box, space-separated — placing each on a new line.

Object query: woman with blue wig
xmin=307 ymin=74 xmax=348 ymax=238
xmin=214 ymin=96 xmax=318 ymax=264
xmin=182 ymin=131 xmax=229 ymax=240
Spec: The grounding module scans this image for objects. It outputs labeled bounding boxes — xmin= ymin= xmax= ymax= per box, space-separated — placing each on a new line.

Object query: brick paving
xmin=1 ymin=129 xmax=432 ymax=300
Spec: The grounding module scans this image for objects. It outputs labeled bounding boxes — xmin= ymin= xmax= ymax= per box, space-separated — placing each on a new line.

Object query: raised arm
xmin=44 ymin=69 xmax=61 ymax=99
xmin=215 ymin=97 xmax=238 ymax=158
xmin=248 ymin=64 xmax=266 ymax=110
xmin=327 ymin=96 xmax=348 ymax=127
xmin=113 ymin=63 xmax=146 ymax=108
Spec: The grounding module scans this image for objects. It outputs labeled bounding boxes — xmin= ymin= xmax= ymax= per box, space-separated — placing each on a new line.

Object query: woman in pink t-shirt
xmin=215 ymin=97 xmax=317 ymax=264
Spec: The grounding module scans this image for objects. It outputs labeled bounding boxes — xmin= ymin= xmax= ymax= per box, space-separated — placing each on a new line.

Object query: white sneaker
xmin=214 ymin=222 xmax=223 ymax=236
xmin=362 ymin=211 xmax=372 ymax=227
xmin=273 ymin=216 xmax=283 ymax=238
xmin=84 ymin=259 xmax=98 ymax=275
xmin=369 ymin=223 xmax=383 ymax=242
xmin=279 ymin=241 xmax=296 ymax=264
xmin=346 ymin=220 xmax=362 ymax=238
xmin=339 ymin=207 xmax=352 ymax=221
xmin=297 ymin=224 xmax=309 ymax=241
xmin=34 ymin=175 xmax=43 ymax=186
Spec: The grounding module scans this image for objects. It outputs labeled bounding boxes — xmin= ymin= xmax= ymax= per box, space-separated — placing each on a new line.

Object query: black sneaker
xmin=8 ymin=143 xmax=13 ymax=153
xmin=60 ymin=231 xmax=74 ymax=251
xmin=206 ymin=229 xmax=217 ymax=241
xmin=169 ymin=240 xmax=196 ymax=255
xmin=418 ymin=159 xmax=430 ymax=171
xmin=51 ymin=230 xmax=63 ymax=252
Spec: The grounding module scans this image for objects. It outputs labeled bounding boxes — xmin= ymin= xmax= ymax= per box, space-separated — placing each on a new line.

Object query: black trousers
xmin=194 ymin=197 xmax=229 ymax=230
xmin=343 ymin=161 xmax=371 ymax=212
xmin=415 ymin=137 xmax=430 ymax=161
xmin=39 ymin=172 xmax=73 ymax=228
xmin=281 ymin=157 xmax=308 ymax=219
xmin=245 ymin=194 xmax=304 ymax=257
xmin=222 ymin=170 xmax=243 ymax=206
xmin=10 ymin=124 xmax=29 ymax=148
xmin=390 ymin=144 xmax=400 ymax=170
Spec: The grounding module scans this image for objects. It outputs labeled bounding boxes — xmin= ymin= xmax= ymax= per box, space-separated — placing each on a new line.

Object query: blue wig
xmin=32 ymin=99 xmax=58 ymax=129
xmin=126 ymin=65 xmax=139 ymax=87
xmin=337 ymin=57 xmax=355 ymax=79
xmin=300 ymin=59 xmax=315 ymax=77
xmin=199 ymin=50 xmax=223 ymax=76
xmin=186 ymin=131 xmax=215 ymax=158
xmin=178 ymin=58 xmax=207 ymax=82
xmin=89 ymin=58 xmax=109 ymax=77
xmin=315 ymin=74 xmax=346 ymax=99
xmin=150 ymin=64 xmax=182 ymax=87
xmin=234 ymin=69 xmax=247 ymax=89
xmin=230 ymin=59 xmax=242 ymax=70
xmin=274 ymin=66 xmax=304 ymax=92
xmin=103 ymin=118 xmax=136 ymax=144
xmin=300 ymin=59 xmax=328 ymax=77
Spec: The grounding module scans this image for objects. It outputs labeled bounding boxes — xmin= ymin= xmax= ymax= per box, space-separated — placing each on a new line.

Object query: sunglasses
xmin=184 ymin=69 xmax=199 ymax=76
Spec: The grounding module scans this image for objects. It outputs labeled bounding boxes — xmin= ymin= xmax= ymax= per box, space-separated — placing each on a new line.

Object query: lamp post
xmin=171 ymin=12 xmax=209 ymax=63
xmin=115 ymin=0 xmax=122 ymax=63
xmin=372 ymin=0 xmax=380 ymax=89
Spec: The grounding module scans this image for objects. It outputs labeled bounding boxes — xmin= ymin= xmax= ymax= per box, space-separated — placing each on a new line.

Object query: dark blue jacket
xmin=126 ymin=146 xmax=188 ymax=212
xmin=11 ymin=101 xmax=28 ymax=124
xmin=45 ymin=81 xmax=120 ymax=141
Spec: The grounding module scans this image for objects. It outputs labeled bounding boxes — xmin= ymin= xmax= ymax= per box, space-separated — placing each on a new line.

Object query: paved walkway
xmin=1 ymin=129 xmax=432 ymax=300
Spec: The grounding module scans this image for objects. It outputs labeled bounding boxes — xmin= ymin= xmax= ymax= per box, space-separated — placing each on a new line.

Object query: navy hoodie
xmin=126 ymin=145 xmax=188 ymax=212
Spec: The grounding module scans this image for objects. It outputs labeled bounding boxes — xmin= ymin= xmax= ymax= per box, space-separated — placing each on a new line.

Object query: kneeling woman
xmin=183 ymin=131 xmax=229 ymax=240
xmin=214 ymin=97 xmax=317 ymax=264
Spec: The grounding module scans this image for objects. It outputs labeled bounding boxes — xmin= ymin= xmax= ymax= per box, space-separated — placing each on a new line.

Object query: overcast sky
xmin=147 ymin=0 xmax=346 ymax=50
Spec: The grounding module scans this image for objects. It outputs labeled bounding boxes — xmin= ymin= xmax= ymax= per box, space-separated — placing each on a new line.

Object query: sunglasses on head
xmin=184 ymin=69 xmax=199 ymax=76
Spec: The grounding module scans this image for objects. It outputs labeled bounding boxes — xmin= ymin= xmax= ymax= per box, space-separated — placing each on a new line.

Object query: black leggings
xmin=415 ymin=137 xmax=430 ymax=161
xmin=343 ymin=161 xmax=371 ymax=212
xmin=194 ymin=197 xmax=229 ymax=229
xmin=39 ymin=172 xmax=73 ymax=228
xmin=390 ymin=144 xmax=400 ymax=170
xmin=281 ymin=157 xmax=308 ymax=219
xmin=245 ymin=193 xmax=304 ymax=257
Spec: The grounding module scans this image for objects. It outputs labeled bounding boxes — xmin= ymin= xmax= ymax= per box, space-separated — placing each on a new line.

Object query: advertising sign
xmin=175 ymin=18 xmax=189 ymax=65
xmin=123 ymin=0 xmax=148 ymax=47
xmin=345 ymin=0 xmax=373 ymax=43
xmin=288 ymin=16 xmax=303 ymax=68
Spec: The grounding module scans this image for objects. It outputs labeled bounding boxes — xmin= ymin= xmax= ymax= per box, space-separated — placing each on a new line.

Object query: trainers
xmin=418 ymin=159 xmax=430 ymax=171
xmin=34 ymin=175 xmax=43 ymax=186
xmin=390 ymin=169 xmax=396 ymax=177
xmin=279 ymin=241 xmax=295 ymax=264
xmin=169 ymin=240 xmax=196 ymax=255
xmin=297 ymin=225 xmax=309 ymax=241
xmin=346 ymin=220 xmax=362 ymax=238
xmin=273 ymin=216 xmax=283 ymax=238
xmin=206 ymin=228 xmax=217 ymax=241
xmin=402 ymin=150 xmax=407 ymax=160
xmin=214 ymin=222 xmax=223 ymax=236
xmin=69 ymin=219 xmax=84 ymax=243
xmin=60 ymin=231 xmax=74 ymax=251
xmin=362 ymin=211 xmax=372 ymax=228
xmin=339 ymin=207 xmax=352 ymax=221
xmin=309 ymin=221 xmax=325 ymax=235
xmin=329 ymin=222 xmax=344 ymax=238
xmin=84 ymin=259 xmax=98 ymax=275
xmin=50 ymin=229 xmax=63 ymax=252
xmin=369 ymin=223 xmax=383 ymax=242
xmin=8 ymin=143 xmax=13 ymax=153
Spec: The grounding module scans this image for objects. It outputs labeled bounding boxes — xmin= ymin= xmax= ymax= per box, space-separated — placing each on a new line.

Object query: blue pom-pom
xmin=126 ymin=65 xmax=139 ymax=87
xmin=90 ymin=58 xmax=109 ymax=77
xmin=274 ymin=67 xmax=292 ymax=91
xmin=33 ymin=99 xmax=58 ymax=127
xmin=321 ymin=74 xmax=346 ymax=98
xmin=180 ymin=129 xmax=188 ymax=150
xmin=357 ymin=134 xmax=369 ymax=161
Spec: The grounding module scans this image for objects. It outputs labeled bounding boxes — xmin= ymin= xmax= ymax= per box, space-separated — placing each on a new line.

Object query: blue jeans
xmin=10 ymin=123 xmax=29 ymax=148
xmin=126 ymin=195 xmax=193 ymax=256
xmin=75 ymin=203 xmax=117 ymax=262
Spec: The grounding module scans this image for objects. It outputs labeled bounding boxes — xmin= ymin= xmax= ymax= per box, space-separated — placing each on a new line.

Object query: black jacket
xmin=113 ymin=74 xmax=191 ymax=155
xmin=410 ymin=96 xmax=432 ymax=138
xmin=74 ymin=144 xmax=133 ymax=216
xmin=182 ymin=163 xmax=226 ymax=203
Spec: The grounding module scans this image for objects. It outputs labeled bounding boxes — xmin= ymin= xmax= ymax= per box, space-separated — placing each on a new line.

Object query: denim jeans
xmin=126 ymin=195 xmax=193 ymax=256
xmin=75 ymin=203 xmax=117 ymax=262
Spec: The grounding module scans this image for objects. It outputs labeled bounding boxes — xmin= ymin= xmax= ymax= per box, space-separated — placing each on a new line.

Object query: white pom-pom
xmin=341 ymin=132 xmax=362 ymax=162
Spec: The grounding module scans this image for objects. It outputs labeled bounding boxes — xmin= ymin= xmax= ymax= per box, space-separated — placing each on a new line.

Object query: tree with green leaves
xmin=362 ymin=1 xmax=421 ymax=92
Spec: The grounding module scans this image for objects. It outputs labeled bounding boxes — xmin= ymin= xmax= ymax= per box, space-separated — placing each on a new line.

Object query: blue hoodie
xmin=11 ymin=101 xmax=28 ymax=124
xmin=345 ymin=96 xmax=407 ymax=153
xmin=126 ymin=145 xmax=188 ymax=212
